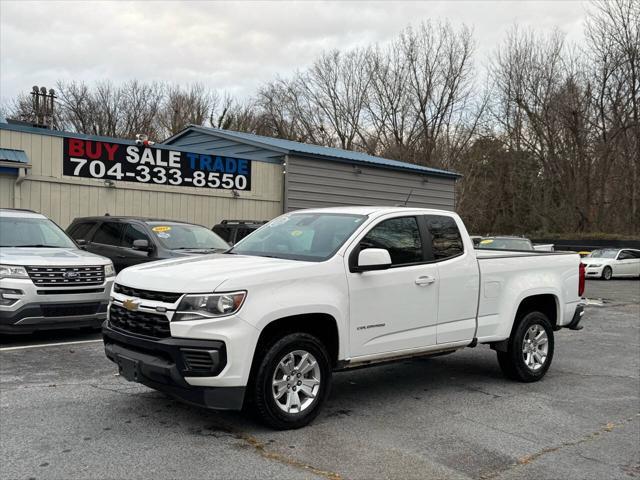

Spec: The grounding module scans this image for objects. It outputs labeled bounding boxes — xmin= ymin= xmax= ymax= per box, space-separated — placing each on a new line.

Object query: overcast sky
xmin=1 ymin=1 xmax=589 ymax=105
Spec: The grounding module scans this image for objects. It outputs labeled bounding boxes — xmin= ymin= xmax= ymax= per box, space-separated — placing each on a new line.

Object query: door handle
xmin=415 ymin=275 xmax=436 ymax=286
xmin=117 ymin=255 xmax=126 ymax=258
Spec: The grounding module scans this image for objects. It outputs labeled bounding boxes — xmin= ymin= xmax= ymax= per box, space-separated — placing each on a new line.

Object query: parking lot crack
xmin=199 ymin=422 xmax=343 ymax=480
xmin=479 ymin=416 xmax=638 ymax=479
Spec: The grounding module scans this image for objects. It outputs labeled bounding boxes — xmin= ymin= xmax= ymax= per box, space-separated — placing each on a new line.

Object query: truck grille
xmin=108 ymin=304 xmax=170 ymax=339
xmin=26 ymin=266 xmax=105 ymax=287
xmin=113 ymin=284 xmax=182 ymax=303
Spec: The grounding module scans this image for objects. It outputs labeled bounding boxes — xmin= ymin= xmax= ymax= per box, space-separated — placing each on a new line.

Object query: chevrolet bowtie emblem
xmin=122 ymin=298 xmax=139 ymax=311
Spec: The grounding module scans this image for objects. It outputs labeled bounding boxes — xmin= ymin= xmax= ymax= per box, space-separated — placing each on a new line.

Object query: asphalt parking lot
xmin=1 ymin=279 xmax=638 ymax=480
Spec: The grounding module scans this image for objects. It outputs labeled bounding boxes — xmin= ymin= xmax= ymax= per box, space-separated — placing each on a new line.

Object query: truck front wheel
xmin=251 ymin=332 xmax=332 ymax=429
xmin=497 ymin=311 xmax=555 ymax=382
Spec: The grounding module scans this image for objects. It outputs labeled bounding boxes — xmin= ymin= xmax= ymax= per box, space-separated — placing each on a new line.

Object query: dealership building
xmin=0 ymin=122 xmax=459 ymax=228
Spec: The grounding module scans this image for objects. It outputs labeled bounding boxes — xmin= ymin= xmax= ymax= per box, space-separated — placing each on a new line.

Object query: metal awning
xmin=0 ymin=148 xmax=31 ymax=170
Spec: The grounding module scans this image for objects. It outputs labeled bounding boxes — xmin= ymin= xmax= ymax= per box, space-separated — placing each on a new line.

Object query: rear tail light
xmin=578 ymin=262 xmax=585 ymax=297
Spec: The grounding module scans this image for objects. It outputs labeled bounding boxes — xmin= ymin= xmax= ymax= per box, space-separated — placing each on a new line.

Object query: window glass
xmin=68 ymin=222 xmax=95 ymax=241
xmin=478 ymin=238 xmax=533 ymax=251
xmin=92 ymin=222 xmax=124 ymax=246
xmin=588 ymin=249 xmax=618 ymax=259
xmin=147 ymin=222 xmax=229 ymax=251
xmin=0 ymin=216 xmax=76 ymax=248
xmin=424 ymin=215 xmax=464 ymax=260
xmin=360 ymin=217 xmax=422 ymax=266
xmin=628 ymin=250 xmax=640 ymax=259
xmin=122 ymin=224 xmax=150 ymax=248
xmin=231 ymin=213 xmax=366 ymax=261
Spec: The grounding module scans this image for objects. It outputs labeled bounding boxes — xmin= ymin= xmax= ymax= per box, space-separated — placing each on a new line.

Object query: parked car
xmin=477 ymin=236 xmax=554 ymax=251
xmin=213 ymin=219 xmax=267 ymax=245
xmin=103 ymin=206 xmax=585 ymax=429
xmin=67 ymin=216 xmax=230 ymax=273
xmin=582 ymin=248 xmax=640 ymax=280
xmin=0 ymin=208 xmax=115 ymax=334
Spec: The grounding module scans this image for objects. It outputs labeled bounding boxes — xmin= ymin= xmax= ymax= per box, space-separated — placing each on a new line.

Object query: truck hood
xmin=0 ymin=247 xmax=111 ymax=266
xmin=115 ymin=254 xmax=310 ymax=293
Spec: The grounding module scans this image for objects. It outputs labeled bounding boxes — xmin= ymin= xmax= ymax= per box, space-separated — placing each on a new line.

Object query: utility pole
xmin=29 ymin=86 xmax=56 ymax=129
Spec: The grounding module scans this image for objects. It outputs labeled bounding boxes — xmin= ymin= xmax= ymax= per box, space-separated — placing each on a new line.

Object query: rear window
xmin=424 ymin=215 xmax=464 ymax=260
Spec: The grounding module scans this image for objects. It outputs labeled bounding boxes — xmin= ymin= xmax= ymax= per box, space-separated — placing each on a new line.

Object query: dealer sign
xmin=63 ymin=137 xmax=252 ymax=191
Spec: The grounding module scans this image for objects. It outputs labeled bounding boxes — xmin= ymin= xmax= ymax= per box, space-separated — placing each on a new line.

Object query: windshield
xmin=477 ymin=238 xmax=533 ymax=251
xmin=0 ymin=216 xmax=76 ymax=248
xmin=229 ymin=212 xmax=367 ymax=261
xmin=146 ymin=222 xmax=229 ymax=250
xmin=588 ymin=249 xmax=618 ymax=259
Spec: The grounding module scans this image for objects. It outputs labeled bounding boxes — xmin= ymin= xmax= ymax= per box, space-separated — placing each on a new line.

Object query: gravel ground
xmin=1 ymin=279 xmax=638 ymax=480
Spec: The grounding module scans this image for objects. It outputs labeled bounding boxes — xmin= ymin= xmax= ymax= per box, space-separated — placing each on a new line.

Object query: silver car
xmin=0 ymin=209 xmax=115 ymax=334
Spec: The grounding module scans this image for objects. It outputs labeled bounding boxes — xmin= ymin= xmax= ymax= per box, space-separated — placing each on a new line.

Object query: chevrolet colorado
xmin=103 ymin=207 xmax=586 ymax=429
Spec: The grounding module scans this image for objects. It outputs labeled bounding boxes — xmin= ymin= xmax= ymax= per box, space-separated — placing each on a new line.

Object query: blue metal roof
xmin=178 ymin=126 xmax=460 ymax=178
xmin=0 ymin=148 xmax=30 ymax=164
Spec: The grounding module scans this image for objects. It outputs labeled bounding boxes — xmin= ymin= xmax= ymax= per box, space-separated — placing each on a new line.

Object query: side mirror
xmin=132 ymin=239 xmax=151 ymax=251
xmin=75 ymin=239 xmax=87 ymax=246
xmin=356 ymin=248 xmax=392 ymax=272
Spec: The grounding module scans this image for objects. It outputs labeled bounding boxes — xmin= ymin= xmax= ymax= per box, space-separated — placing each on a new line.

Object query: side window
xmin=630 ymin=250 xmax=640 ymax=259
xmin=68 ymin=222 xmax=95 ymax=241
xmin=424 ymin=215 xmax=464 ymax=261
xmin=122 ymin=224 xmax=150 ymax=248
xmin=92 ymin=222 xmax=124 ymax=246
xmin=360 ymin=216 xmax=423 ymax=266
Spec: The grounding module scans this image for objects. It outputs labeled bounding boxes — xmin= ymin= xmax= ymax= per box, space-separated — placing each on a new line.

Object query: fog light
xmin=0 ymin=288 xmax=24 ymax=306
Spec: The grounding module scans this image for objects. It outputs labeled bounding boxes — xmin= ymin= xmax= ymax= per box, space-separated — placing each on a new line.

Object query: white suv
xmin=0 ymin=209 xmax=116 ymax=334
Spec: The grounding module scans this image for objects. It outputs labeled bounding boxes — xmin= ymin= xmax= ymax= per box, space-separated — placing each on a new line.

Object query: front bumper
xmin=0 ymin=277 xmax=113 ymax=333
xmin=584 ymin=265 xmax=604 ymax=278
xmin=102 ymin=322 xmax=245 ymax=410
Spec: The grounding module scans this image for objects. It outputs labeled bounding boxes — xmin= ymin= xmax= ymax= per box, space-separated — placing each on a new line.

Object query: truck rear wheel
xmin=251 ymin=332 xmax=331 ymax=429
xmin=497 ymin=311 xmax=554 ymax=382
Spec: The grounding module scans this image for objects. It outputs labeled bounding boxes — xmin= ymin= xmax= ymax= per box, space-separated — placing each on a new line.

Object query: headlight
xmin=104 ymin=263 xmax=115 ymax=277
xmin=0 ymin=264 xmax=29 ymax=279
xmin=173 ymin=291 xmax=246 ymax=321
xmin=587 ymin=264 xmax=602 ymax=268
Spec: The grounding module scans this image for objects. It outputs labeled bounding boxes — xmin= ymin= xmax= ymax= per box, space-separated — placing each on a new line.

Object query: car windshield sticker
xmin=291 ymin=230 xmax=304 ymax=237
xmin=480 ymin=239 xmax=494 ymax=244
xmin=152 ymin=226 xmax=171 ymax=233
xmin=157 ymin=232 xmax=170 ymax=238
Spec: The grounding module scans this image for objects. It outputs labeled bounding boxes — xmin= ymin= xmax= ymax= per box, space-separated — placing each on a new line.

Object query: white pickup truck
xmin=103 ymin=207 xmax=586 ymax=429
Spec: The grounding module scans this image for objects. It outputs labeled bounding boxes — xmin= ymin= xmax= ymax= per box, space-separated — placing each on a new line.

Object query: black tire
xmin=602 ymin=266 xmax=613 ymax=280
xmin=497 ymin=311 xmax=554 ymax=382
xmin=251 ymin=332 xmax=331 ymax=430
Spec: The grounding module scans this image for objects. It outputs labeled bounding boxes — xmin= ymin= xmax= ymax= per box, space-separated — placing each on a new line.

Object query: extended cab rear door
xmin=422 ymin=214 xmax=480 ymax=344
xmin=345 ymin=214 xmax=439 ymax=357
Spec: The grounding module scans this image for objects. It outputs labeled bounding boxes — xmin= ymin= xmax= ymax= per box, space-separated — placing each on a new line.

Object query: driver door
xmin=346 ymin=215 xmax=439 ymax=358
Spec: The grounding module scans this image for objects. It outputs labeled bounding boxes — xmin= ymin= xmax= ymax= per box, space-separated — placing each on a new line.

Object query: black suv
xmin=67 ymin=216 xmax=230 ymax=273
xmin=212 ymin=219 xmax=267 ymax=245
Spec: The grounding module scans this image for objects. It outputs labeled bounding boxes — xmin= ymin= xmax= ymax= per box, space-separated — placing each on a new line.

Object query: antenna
xmin=403 ymin=189 xmax=413 ymax=206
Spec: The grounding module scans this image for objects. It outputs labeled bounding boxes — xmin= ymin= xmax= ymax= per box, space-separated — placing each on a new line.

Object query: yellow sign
xmin=152 ymin=226 xmax=172 ymax=233
xmin=480 ymin=239 xmax=494 ymax=244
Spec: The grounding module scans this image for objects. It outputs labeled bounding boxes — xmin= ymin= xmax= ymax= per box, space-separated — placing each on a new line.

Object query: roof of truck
xmin=289 ymin=206 xmax=456 ymax=216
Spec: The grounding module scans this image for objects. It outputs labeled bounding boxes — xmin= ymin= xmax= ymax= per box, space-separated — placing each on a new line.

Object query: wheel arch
xmin=252 ymin=313 xmax=340 ymax=368
xmin=511 ymin=293 xmax=559 ymax=335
